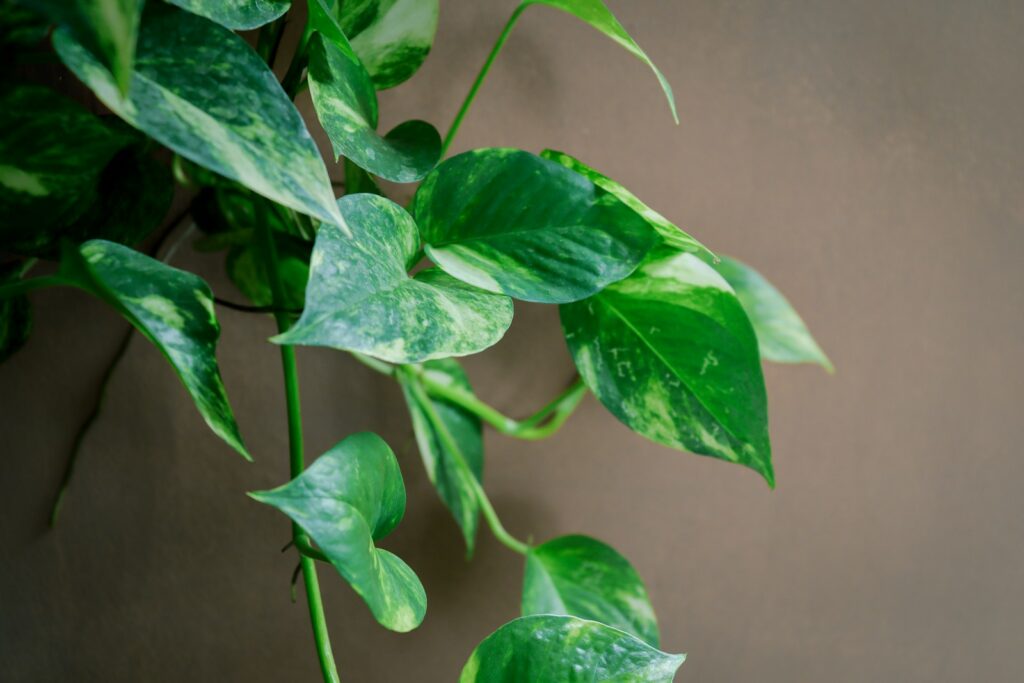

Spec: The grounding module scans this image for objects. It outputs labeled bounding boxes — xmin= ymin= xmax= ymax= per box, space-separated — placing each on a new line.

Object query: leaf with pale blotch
xmin=561 ymin=248 xmax=773 ymax=485
xmin=523 ymin=535 xmax=660 ymax=646
xmin=541 ymin=149 xmax=710 ymax=258
xmin=712 ymin=255 xmax=833 ymax=371
xmin=519 ymin=0 xmax=676 ymax=122
xmin=24 ymin=0 xmax=142 ymax=92
xmin=0 ymin=263 xmax=32 ymax=365
xmin=273 ymin=193 xmax=513 ymax=363
xmin=250 ymin=432 xmax=426 ymax=632
xmin=413 ymin=148 xmax=660 ymax=304
xmin=165 ymin=0 xmax=290 ymax=30
xmin=307 ymin=0 xmax=440 ymax=182
xmin=460 ymin=615 xmax=685 ymax=683
xmin=339 ymin=0 xmax=439 ymax=89
xmin=54 ymin=4 xmax=343 ymax=227
xmin=399 ymin=359 xmax=483 ymax=554
xmin=58 ymin=240 xmax=249 ymax=459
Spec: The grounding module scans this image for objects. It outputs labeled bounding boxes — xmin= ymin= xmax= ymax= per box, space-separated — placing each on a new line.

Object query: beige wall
xmin=2 ymin=1 xmax=1023 ymax=680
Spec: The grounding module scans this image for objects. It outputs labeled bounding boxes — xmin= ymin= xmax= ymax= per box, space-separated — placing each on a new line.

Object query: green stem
xmin=256 ymin=15 xmax=288 ymax=66
xmin=282 ymin=21 xmax=314 ymax=100
xmin=256 ymin=204 xmax=340 ymax=683
xmin=441 ymin=4 xmax=527 ymax=156
xmin=0 ymin=275 xmax=65 ymax=300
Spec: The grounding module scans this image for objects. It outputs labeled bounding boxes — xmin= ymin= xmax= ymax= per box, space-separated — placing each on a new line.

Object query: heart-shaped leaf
xmin=712 ymin=255 xmax=833 ymax=371
xmin=523 ymin=535 xmax=660 ymax=647
xmin=460 ymin=615 xmax=685 ymax=683
xmin=561 ymin=248 xmax=773 ymax=485
xmin=273 ymin=193 xmax=513 ymax=363
xmin=307 ymin=0 xmax=441 ymax=182
xmin=54 ymin=4 xmax=343 ymax=226
xmin=339 ymin=0 xmax=439 ymax=89
xmin=165 ymin=0 xmax=290 ymax=30
xmin=249 ymin=432 xmax=426 ymax=632
xmin=541 ymin=149 xmax=710 ymax=258
xmin=58 ymin=240 xmax=248 ymax=459
xmin=413 ymin=148 xmax=659 ymax=304
xmin=399 ymin=359 xmax=483 ymax=555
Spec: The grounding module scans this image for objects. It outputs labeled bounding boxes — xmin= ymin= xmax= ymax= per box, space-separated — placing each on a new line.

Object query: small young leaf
xmin=339 ymin=0 xmax=439 ymax=89
xmin=273 ymin=193 xmax=513 ymax=363
xmin=59 ymin=240 xmax=249 ymax=459
xmin=249 ymin=432 xmax=427 ymax=633
xmin=519 ymin=0 xmax=677 ymax=122
xmin=0 ymin=263 xmax=32 ymax=365
xmin=523 ymin=535 xmax=660 ymax=647
xmin=541 ymin=149 xmax=711 ymax=258
xmin=399 ymin=360 xmax=483 ymax=555
xmin=53 ymin=4 xmax=344 ymax=226
xmin=23 ymin=0 xmax=143 ymax=93
xmin=561 ymin=248 xmax=773 ymax=485
xmin=307 ymin=1 xmax=441 ymax=182
xmin=712 ymin=255 xmax=833 ymax=371
xmin=412 ymin=148 xmax=659 ymax=304
xmin=460 ymin=615 xmax=685 ymax=683
xmin=165 ymin=0 xmax=290 ymax=30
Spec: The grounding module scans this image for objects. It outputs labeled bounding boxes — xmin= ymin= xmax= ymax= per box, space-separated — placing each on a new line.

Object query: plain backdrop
xmin=2 ymin=0 xmax=1023 ymax=680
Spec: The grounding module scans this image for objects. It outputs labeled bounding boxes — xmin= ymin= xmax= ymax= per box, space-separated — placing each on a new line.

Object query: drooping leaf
xmin=53 ymin=4 xmax=344 ymax=226
xmin=307 ymin=0 xmax=441 ymax=182
xmin=58 ymin=240 xmax=249 ymax=459
xmin=460 ymin=615 xmax=685 ymax=683
xmin=0 ymin=263 xmax=32 ymax=364
xmin=541 ymin=149 xmax=710 ymax=258
xmin=712 ymin=255 xmax=833 ymax=371
xmin=523 ymin=535 xmax=660 ymax=647
xmin=23 ymin=0 xmax=142 ymax=93
xmin=273 ymin=193 xmax=513 ymax=363
xmin=561 ymin=248 xmax=773 ymax=485
xmin=249 ymin=432 xmax=426 ymax=632
xmin=412 ymin=148 xmax=659 ymax=304
xmin=165 ymin=0 xmax=290 ymax=30
xmin=226 ymin=232 xmax=310 ymax=310
xmin=399 ymin=359 xmax=483 ymax=554
xmin=339 ymin=0 xmax=439 ymax=89
xmin=518 ymin=0 xmax=677 ymax=123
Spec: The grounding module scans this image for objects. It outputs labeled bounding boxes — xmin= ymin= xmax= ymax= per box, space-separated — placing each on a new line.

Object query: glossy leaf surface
xmin=339 ymin=0 xmax=439 ymax=89
xmin=0 ymin=263 xmax=32 ymax=364
xmin=523 ymin=535 xmax=659 ymax=646
xmin=165 ymin=0 xmax=290 ymax=30
xmin=274 ymin=194 xmax=513 ymax=363
xmin=58 ymin=240 xmax=248 ymax=458
xmin=461 ymin=615 xmax=684 ymax=683
xmin=713 ymin=255 xmax=833 ymax=371
xmin=307 ymin=1 xmax=440 ymax=183
xmin=250 ymin=432 xmax=426 ymax=632
xmin=561 ymin=248 xmax=773 ymax=484
xmin=520 ymin=0 xmax=676 ymax=122
xmin=400 ymin=359 xmax=483 ymax=554
xmin=54 ymin=5 xmax=343 ymax=226
xmin=541 ymin=149 xmax=709 ymax=258
xmin=413 ymin=148 xmax=659 ymax=303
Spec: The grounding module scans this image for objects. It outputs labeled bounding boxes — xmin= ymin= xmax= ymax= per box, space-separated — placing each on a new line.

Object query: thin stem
xmin=350 ymin=352 xmax=396 ymax=377
xmin=213 ymin=297 xmax=301 ymax=315
xmin=441 ymin=4 xmax=527 ymax=156
xmin=256 ymin=15 xmax=288 ymax=66
xmin=0 ymin=275 xmax=65 ymax=300
xmin=281 ymin=21 xmax=314 ymax=100
xmin=300 ymin=556 xmax=340 ymax=683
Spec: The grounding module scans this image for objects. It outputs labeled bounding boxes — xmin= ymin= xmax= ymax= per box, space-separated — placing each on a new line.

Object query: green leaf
xmin=561 ymin=248 xmax=773 ymax=485
xmin=339 ymin=0 xmax=439 ymax=89
xmin=399 ymin=359 xmax=483 ymax=555
xmin=53 ymin=4 xmax=344 ymax=226
xmin=165 ymin=0 xmax=290 ymax=30
xmin=249 ymin=432 xmax=426 ymax=632
xmin=460 ymin=615 xmax=685 ymax=683
xmin=307 ymin=1 xmax=441 ymax=182
xmin=273 ymin=193 xmax=513 ymax=363
xmin=226 ymin=232 xmax=310 ymax=310
xmin=23 ymin=0 xmax=142 ymax=93
xmin=58 ymin=240 xmax=249 ymax=459
xmin=0 ymin=263 xmax=32 ymax=365
xmin=0 ymin=1 xmax=50 ymax=49
xmin=712 ymin=255 xmax=833 ymax=371
xmin=412 ymin=148 xmax=660 ymax=304
xmin=541 ymin=149 xmax=710 ymax=258
xmin=519 ymin=0 xmax=676 ymax=123
xmin=523 ymin=535 xmax=660 ymax=647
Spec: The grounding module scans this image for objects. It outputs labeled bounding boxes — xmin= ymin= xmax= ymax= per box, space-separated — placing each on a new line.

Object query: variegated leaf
xmin=339 ymin=0 xmax=439 ymax=89
xmin=165 ymin=0 xmax=290 ymax=30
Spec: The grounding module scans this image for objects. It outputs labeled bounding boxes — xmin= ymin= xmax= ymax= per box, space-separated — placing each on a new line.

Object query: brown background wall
xmin=2 ymin=1 xmax=1023 ymax=680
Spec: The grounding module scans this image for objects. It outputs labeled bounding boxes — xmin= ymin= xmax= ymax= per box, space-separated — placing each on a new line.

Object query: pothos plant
xmin=0 ymin=0 xmax=832 ymax=680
